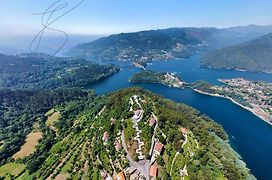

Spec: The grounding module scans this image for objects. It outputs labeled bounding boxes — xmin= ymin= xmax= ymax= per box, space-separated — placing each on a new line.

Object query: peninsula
xmin=130 ymin=71 xmax=272 ymax=125
xmin=192 ymin=79 xmax=272 ymax=124
xmin=129 ymin=70 xmax=184 ymax=88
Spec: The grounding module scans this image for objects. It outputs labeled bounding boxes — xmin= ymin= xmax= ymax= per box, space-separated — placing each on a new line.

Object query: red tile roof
xmin=149 ymin=164 xmax=158 ymax=177
xmin=115 ymin=140 xmax=122 ymax=151
xmin=149 ymin=117 xmax=156 ymax=126
xmin=154 ymin=142 xmax=164 ymax=154
xmin=180 ymin=127 xmax=188 ymax=135
xmin=103 ymin=131 xmax=109 ymax=142
xmin=117 ymin=171 xmax=126 ymax=180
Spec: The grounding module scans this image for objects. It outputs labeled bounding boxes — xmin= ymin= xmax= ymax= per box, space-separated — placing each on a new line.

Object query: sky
xmin=0 ymin=0 xmax=272 ymax=36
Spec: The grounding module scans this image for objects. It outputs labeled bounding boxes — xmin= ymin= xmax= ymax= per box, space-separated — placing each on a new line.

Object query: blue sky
xmin=1 ymin=0 xmax=272 ymax=35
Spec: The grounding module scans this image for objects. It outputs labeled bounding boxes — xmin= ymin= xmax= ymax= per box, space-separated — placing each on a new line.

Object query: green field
xmin=0 ymin=163 xmax=25 ymax=177
xmin=46 ymin=110 xmax=60 ymax=126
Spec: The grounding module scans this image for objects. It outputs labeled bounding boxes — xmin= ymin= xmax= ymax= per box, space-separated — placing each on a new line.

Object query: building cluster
xmin=100 ymin=95 xmax=191 ymax=179
xmin=216 ymin=78 xmax=272 ymax=122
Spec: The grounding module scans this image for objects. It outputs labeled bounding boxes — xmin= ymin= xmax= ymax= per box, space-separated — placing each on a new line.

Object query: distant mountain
xmin=210 ymin=24 xmax=272 ymax=48
xmin=0 ymin=53 xmax=119 ymax=89
xmin=67 ymin=28 xmax=214 ymax=62
xmin=0 ymin=34 xmax=101 ymax=55
xmin=200 ymin=33 xmax=272 ymax=73
xmin=67 ymin=25 xmax=272 ymax=63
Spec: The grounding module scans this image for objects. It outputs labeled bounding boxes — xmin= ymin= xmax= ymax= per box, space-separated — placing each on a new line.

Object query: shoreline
xmin=192 ymin=88 xmax=272 ymax=126
xmin=129 ymin=79 xmax=184 ymax=89
xmin=202 ymin=66 xmax=272 ymax=74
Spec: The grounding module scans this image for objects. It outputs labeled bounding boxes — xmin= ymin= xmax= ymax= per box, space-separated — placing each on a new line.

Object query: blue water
xmin=90 ymin=55 xmax=272 ymax=180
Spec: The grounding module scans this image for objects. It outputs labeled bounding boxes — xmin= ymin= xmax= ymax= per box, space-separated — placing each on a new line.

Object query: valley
xmin=0 ymin=23 xmax=272 ymax=180
xmin=67 ymin=25 xmax=272 ymax=65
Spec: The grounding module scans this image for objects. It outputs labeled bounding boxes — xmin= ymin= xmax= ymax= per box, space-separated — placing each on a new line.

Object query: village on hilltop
xmin=99 ymin=95 xmax=199 ymax=180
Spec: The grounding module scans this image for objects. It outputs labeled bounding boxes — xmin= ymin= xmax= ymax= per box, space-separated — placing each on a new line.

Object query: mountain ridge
xmin=67 ymin=25 xmax=272 ymax=63
xmin=200 ymin=33 xmax=272 ymax=73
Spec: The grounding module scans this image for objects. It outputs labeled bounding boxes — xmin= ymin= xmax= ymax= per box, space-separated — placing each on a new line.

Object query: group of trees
xmin=0 ymin=88 xmax=93 ymax=165
xmin=0 ymin=53 xmax=119 ymax=90
xmin=0 ymin=84 xmax=254 ymax=179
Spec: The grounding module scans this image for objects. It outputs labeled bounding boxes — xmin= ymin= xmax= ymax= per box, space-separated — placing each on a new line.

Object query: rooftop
xmin=154 ymin=141 xmax=164 ymax=154
xmin=117 ymin=171 xmax=126 ymax=180
xmin=180 ymin=127 xmax=188 ymax=135
xmin=149 ymin=164 xmax=158 ymax=177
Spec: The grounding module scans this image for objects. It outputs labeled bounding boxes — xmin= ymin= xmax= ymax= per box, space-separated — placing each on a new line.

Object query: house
xmin=117 ymin=171 xmax=126 ymax=180
xmin=115 ymin=140 xmax=122 ymax=151
xmin=180 ymin=127 xmax=188 ymax=135
xmin=103 ymin=131 xmax=109 ymax=143
xmin=101 ymin=171 xmax=107 ymax=179
xmin=149 ymin=164 xmax=158 ymax=177
xmin=149 ymin=117 xmax=156 ymax=126
xmin=154 ymin=142 xmax=164 ymax=155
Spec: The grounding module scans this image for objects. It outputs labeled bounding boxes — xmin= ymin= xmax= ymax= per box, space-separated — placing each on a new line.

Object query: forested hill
xmin=67 ymin=25 xmax=272 ymax=63
xmin=0 ymin=87 xmax=254 ymax=179
xmin=200 ymin=33 xmax=272 ymax=73
xmin=0 ymin=53 xmax=119 ymax=89
xmin=0 ymin=88 xmax=95 ymax=165
xmin=67 ymin=28 xmax=212 ymax=62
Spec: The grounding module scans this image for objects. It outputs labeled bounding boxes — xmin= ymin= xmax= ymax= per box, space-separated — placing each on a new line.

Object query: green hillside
xmin=0 ymin=53 xmax=119 ymax=89
xmin=200 ymin=33 xmax=272 ymax=73
xmin=67 ymin=28 xmax=216 ymax=62
xmin=0 ymin=87 xmax=255 ymax=179
xmin=67 ymin=25 xmax=272 ymax=64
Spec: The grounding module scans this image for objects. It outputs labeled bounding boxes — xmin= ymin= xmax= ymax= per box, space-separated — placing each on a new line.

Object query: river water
xmin=90 ymin=55 xmax=272 ymax=180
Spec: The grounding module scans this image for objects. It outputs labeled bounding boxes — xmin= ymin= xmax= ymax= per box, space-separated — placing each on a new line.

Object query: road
xmin=121 ymin=130 xmax=150 ymax=180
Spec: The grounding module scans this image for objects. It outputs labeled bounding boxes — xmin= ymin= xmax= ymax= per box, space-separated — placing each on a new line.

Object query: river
xmin=90 ymin=55 xmax=272 ymax=180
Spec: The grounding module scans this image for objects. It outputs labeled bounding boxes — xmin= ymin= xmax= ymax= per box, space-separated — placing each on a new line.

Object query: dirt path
xmin=95 ymin=106 xmax=106 ymax=119
xmin=170 ymin=152 xmax=180 ymax=176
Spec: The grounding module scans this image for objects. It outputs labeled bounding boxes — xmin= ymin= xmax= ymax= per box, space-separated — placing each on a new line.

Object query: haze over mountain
xmin=67 ymin=25 xmax=272 ymax=63
xmin=0 ymin=34 xmax=101 ymax=55
xmin=200 ymin=33 xmax=272 ymax=73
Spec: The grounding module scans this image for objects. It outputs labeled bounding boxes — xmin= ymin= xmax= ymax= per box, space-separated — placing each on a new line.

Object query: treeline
xmin=0 ymin=88 xmax=94 ymax=165
xmin=0 ymin=53 xmax=119 ymax=90
xmin=192 ymin=80 xmax=216 ymax=94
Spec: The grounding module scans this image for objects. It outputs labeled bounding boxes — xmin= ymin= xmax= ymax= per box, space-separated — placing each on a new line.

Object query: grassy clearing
xmin=0 ymin=163 xmax=25 ymax=177
xmin=12 ymin=132 xmax=43 ymax=160
xmin=55 ymin=173 xmax=70 ymax=180
xmin=46 ymin=110 xmax=60 ymax=127
xmin=124 ymin=119 xmax=135 ymax=145
xmin=0 ymin=140 xmax=4 ymax=151
xmin=45 ymin=109 xmax=55 ymax=116
xmin=32 ymin=122 xmax=40 ymax=130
